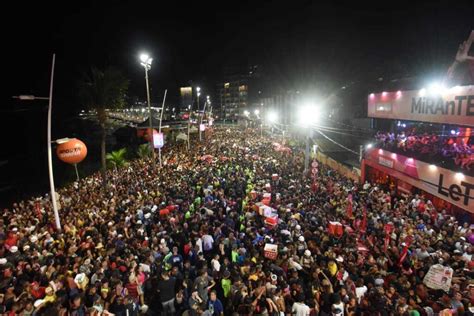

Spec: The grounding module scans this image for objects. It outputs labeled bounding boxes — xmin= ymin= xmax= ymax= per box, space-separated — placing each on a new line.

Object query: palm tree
xmin=78 ymin=66 xmax=129 ymax=188
xmin=106 ymin=148 xmax=128 ymax=169
xmin=137 ymin=143 xmax=151 ymax=159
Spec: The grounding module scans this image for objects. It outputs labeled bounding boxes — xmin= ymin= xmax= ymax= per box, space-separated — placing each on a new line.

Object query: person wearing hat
xmin=302 ymin=250 xmax=314 ymax=269
xmin=296 ymin=235 xmax=307 ymax=256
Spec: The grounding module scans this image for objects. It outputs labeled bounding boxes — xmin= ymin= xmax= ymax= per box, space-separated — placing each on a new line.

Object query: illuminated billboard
xmin=367 ymin=85 xmax=474 ymax=127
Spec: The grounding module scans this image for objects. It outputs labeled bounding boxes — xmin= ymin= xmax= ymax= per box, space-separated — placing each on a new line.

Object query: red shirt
xmin=126 ymin=282 xmax=139 ymax=299
xmin=184 ymin=244 xmax=192 ymax=256
xmin=5 ymin=233 xmax=18 ymax=249
xmin=31 ymin=287 xmax=46 ymax=299
xmin=159 ymin=208 xmax=170 ymax=217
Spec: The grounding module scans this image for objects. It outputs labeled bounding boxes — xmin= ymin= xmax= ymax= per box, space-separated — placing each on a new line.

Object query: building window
xmin=239 ymin=85 xmax=247 ymax=92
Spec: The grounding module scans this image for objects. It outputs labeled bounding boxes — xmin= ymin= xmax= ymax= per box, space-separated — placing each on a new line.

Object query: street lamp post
xmin=47 ymin=54 xmax=60 ymax=231
xmin=187 ymin=104 xmax=191 ymax=150
xmin=196 ymin=87 xmax=201 ymax=121
xmin=188 ymin=87 xmax=201 ymax=149
xmin=158 ymin=89 xmax=168 ymax=167
xmin=199 ymin=95 xmax=210 ymax=141
xmin=13 ymin=54 xmax=61 ymax=230
xmin=140 ymin=53 xmax=155 ymax=170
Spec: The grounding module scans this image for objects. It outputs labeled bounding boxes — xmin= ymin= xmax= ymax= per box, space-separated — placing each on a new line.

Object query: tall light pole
xmin=13 ymin=54 xmax=61 ymax=230
xmin=298 ymin=104 xmax=320 ymax=176
xmin=140 ymin=53 xmax=155 ymax=170
xmin=187 ymin=103 xmax=191 ymax=150
xmin=254 ymin=109 xmax=262 ymax=137
xmin=47 ymin=55 xmax=60 ymax=231
xmin=196 ymin=87 xmax=201 ymax=116
xmin=199 ymin=95 xmax=210 ymax=141
xmin=188 ymin=87 xmax=200 ymax=149
xmin=158 ymin=89 xmax=167 ymax=167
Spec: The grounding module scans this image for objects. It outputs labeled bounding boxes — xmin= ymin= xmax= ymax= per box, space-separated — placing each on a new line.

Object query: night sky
xmin=4 ymin=1 xmax=474 ymax=104
xmin=1 ymin=0 xmax=473 ymax=203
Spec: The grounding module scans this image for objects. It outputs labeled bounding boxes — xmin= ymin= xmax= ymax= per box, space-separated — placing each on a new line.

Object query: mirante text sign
xmin=368 ymin=85 xmax=474 ymax=127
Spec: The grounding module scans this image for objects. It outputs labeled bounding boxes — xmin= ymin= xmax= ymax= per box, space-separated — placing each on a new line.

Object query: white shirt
xmin=196 ymin=238 xmax=203 ymax=253
xmin=355 ymin=285 xmax=367 ymax=303
xmin=292 ymin=302 xmax=310 ymax=316
xmin=202 ymin=234 xmax=214 ymax=251
xmin=211 ymin=259 xmax=221 ymax=272
xmin=332 ymin=302 xmax=345 ymax=315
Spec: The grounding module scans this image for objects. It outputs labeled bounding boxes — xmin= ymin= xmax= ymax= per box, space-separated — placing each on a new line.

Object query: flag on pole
xmin=346 ymin=193 xmax=353 ymax=218
xmin=398 ymin=235 xmax=413 ymax=266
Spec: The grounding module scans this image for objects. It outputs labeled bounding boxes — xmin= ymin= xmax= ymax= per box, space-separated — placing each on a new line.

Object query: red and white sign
xmin=328 ymin=221 xmax=344 ymax=237
xmin=367 ymin=85 xmax=474 ymax=127
xmin=264 ymin=243 xmax=278 ymax=260
xmin=365 ymin=148 xmax=474 ymax=213
xmin=153 ymin=132 xmax=164 ymax=148
xmin=378 ymin=156 xmax=394 ymax=168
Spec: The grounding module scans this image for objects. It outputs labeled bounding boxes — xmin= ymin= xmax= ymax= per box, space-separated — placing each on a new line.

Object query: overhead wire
xmin=313 ymin=128 xmax=360 ymax=156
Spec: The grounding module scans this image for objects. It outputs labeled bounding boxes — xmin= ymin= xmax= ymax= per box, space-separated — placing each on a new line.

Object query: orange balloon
xmin=56 ymin=138 xmax=87 ymax=164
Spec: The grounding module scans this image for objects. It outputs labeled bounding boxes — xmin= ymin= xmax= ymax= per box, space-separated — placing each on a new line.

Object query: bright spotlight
xmin=254 ymin=109 xmax=260 ymax=115
xmin=366 ymin=144 xmax=373 ymax=149
xmin=244 ymin=110 xmax=250 ymax=117
xmin=455 ymin=172 xmax=465 ymax=180
xmin=428 ymin=82 xmax=447 ymax=95
xmin=419 ymin=88 xmax=426 ymax=96
xmin=267 ymin=111 xmax=278 ymax=123
xmin=297 ymin=103 xmax=320 ymax=127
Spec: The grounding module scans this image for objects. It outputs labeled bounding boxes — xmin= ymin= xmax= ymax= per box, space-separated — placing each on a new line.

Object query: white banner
xmin=368 ymin=85 xmax=474 ymax=126
xmin=423 ymin=264 xmax=453 ymax=292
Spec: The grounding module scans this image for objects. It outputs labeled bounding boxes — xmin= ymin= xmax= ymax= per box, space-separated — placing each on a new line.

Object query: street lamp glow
xmin=244 ymin=110 xmax=250 ymax=116
xmin=140 ymin=54 xmax=149 ymax=62
xmin=254 ymin=109 xmax=260 ymax=115
xmin=196 ymin=87 xmax=201 ymax=92
xmin=366 ymin=144 xmax=373 ymax=149
xmin=297 ymin=103 xmax=320 ymax=127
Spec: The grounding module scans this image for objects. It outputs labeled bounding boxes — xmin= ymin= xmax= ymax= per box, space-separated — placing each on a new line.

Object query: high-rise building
xmin=217 ymin=77 xmax=248 ymax=121
xmin=217 ymin=65 xmax=263 ymax=121
xmin=179 ymin=87 xmax=193 ymax=113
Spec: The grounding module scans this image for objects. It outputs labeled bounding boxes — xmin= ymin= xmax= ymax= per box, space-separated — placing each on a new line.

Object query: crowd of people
xmin=375 ymin=131 xmax=474 ymax=172
xmin=1 ymin=127 xmax=473 ymax=316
